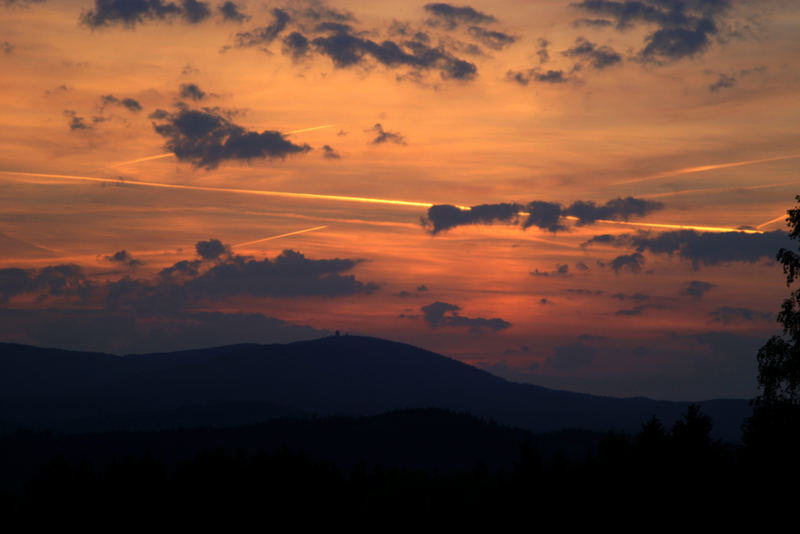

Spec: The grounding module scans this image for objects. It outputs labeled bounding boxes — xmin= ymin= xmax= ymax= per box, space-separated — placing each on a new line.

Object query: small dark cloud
xmin=539 ymin=298 xmax=552 ymax=305
xmin=282 ymin=31 xmax=310 ymax=59
xmin=104 ymin=250 xmax=144 ymax=269
xmin=423 ymin=3 xmax=497 ymax=29
xmin=578 ymin=333 xmax=607 ymax=342
xmin=235 ymin=8 xmax=290 ymax=48
xmin=80 ymin=0 xmax=213 ymax=29
xmin=615 ymin=306 xmax=645 ymax=316
xmin=610 ymin=252 xmax=645 ymax=274
xmin=531 ymin=264 xmax=571 ymax=278
xmin=368 ymin=123 xmax=406 ymax=145
xmin=179 ymin=83 xmax=206 ymax=101
xmin=2 ymin=0 xmax=45 ymax=7
xmin=536 ymin=38 xmax=549 ymax=64
xmin=151 ymin=104 xmax=311 ymax=169
xmin=572 ymin=18 xmax=613 ymax=28
xmin=63 ymin=110 xmax=91 ymax=131
xmin=575 ymin=261 xmax=589 ymax=271
xmin=582 ymin=229 xmax=789 ymax=268
xmin=100 ymin=94 xmax=142 ymax=112
xmin=507 ymin=68 xmax=568 ymax=85
xmin=682 ymin=280 xmax=715 ymax=298
xmin=195 ymin=238 xmax=229 ymax=260
xmin=0 ymin=264 xmax=90 ymax=304
xmin=562 ymin=37 xmax=621 ymax=69
xmin=322 ymin=145 xmax=341 ymax=159
xmin=2 ymin=41 xmax=14 ymax=54
xmin=709 ymin=306 xmax=771 ymax=325
xmin=218 ymin=1 xmax=248 ymax=23
xmin=421 ymin=301 xmax=511 ymax=333
xmin=467 ymin=26 xmax=515 ymax=50
xmin=417 ymin=284 xmax=428 ymax=292
xmin=571 ymin=0 xmax=734 ymax=63
xmin=709 ymin=73 xmax=736 ymax=92
xmin=45 ymin=84 xmax=71 ymax=95
xmin=567 ymin=288 xmax=603 ymax=296
xmin=546 ymin=342 xmax=595 ymax=370
xmin=423 ymin=196 xmax=663 ymax=234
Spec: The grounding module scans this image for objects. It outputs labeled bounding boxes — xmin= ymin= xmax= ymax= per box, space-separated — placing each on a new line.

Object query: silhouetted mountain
xmin=0 ymin=335 xmax=750 ymax=441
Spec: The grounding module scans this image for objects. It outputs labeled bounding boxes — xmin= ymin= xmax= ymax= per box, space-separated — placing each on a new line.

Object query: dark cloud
xmin=105 ymin=250 xmax=144 ymax=269
xmin=2 ymin=41 xmax=14 ymax=54
xmin=615 ymin=305 xmax=645 ymax=316
xmin=575 ymin=261 xmax=589 ymax=271
xmin=583 ymin=229 xmax=789 ymax=268
xmin=0 ymin=264 xmax=90 ymax=304
xmin=536 ymin=38 xmax=549 ymax=63
xmin=368 ymin=123 xmax=406 ymax=145
xmin=546 ymin=342 xmax=596 ymax=370
xmin=562 ymin=37 xmax=621 ymax=69
xmin=100 ymin=94 xmax=142 ymax=112
xmin=571 ymin=0 xmax=733 ymax=63
xmin=506 ymin=68 xmax=568 ymax=85
xmin=195 ymin=238 xmax=229 ymax=260
xmin=320 ymin=145 xmax=340 ymax=159
xmin=539 ymin=298 xmax=551 ymax=305
xmin=467 ymin=26 xmax=515 ymax=50
xmin=63 ymin=110 xmax=91 ymax=131
xmin=423 ymin=3 xmax=496 ymax=29
xmin=282 ymin=31 xmax=310 ymax=59
xmin=566 ymin=288 xmax=603 ymax=296
xmin=2 ymin=0 xmax=45 ymax=7
xmin=218 ymin=1 xmax=248 ymax=23
xmin=152 ymin=105 xmax=311 ymax=169
xmin=80 ymin=0 xmax=213 ymax=28
xmin=531 ymin=264 xmax=571 ymax=278
xmin=179 ymin=83 xmax=206 ymax=101
xmin=709 ymin=73 xmax=735 ymax=91
xmin=417 ymin=284 xmax=428 ymax=292
xmin=572 ymin=18 xmax=613 ymax=28
xmin=610 ymin=252 xmax=645 ymax=274
xmin=235 ymin=8 xmax=290 ymax=47
xmin=421 ymin=301 xmax=511 ymax=333
xmin=310 ymin=26 xmax=477 ymax=80
xmin=612 ymin=292 xmax=649 ymax=301
xmin=45 ymin=84 xmax=71 ymax=95
xmin=709 ymin=306 xmax=771 ymax=324
xmin=424 ymin=196 xmax=663 ymax=234
xmin=293 ymin=2 xmax=355 ymax=24
xmin=682 ymin=280 xmax=715 ymax=298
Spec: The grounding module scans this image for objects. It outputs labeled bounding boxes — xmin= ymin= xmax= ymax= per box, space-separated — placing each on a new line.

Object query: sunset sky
xmin=2 ymin=0 xmax=799 ymax=400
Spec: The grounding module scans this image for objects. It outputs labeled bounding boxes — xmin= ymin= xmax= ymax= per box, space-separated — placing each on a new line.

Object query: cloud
xmin=615 ymin=305 xmax=644 ymax=316
xmin=2 ymin=0 xmax=45 ymax=7
xmin=612 ymin=292 xmax=649 ymax=301
xmin=467 ymin=26 xmax=515 ymax=50
xmin=63 ymin=110 xmax=92 ymax=131
xmin=322 ymin=145 xmax=341 ymax=159
xmin=423 ymin=3 xmax=497 ymax=29
xmin=2 ymin=41 xmax=13 ymax=54
xmin=546 ymin=341 xmax=596 ymax=370
xmin=218 ymin=1 xmax=248 ymax=23
xmin=100 ymin=94 xmax=142 ymax=112
xmin=235 ymin=8 xmax=290 ymax=47
xmin=571 ymin=0 xmax=733 ymax=63
xmin=709 ymin=306 xmax=771 ymax=325
xmin=610 ymin=252 xmax=645 ymax=274
xmin=421 ymin=301 xmax=511 ymax=333
xmin=572 ymin=18 xmax=613 ymax=28
xmin=194 ymin=238 xmax=229 ymax=260
xmin=582 ymin=229 xmax=789 ymax=268
xmin=0 ymin=264 xmax=90 ymax=304
xmin=562 ymin=37 xmax=621 ymax=69
xmin=531 ymin=264 xmax=571 ymax=277
xmin=152 ymin=104 xmax=311 ymax=169
xmin=506 ymin=68 xmax=568 ymax=85
xmin=105 ymin=250 xmax=144 ymax=269
xmin=179 ymin=83 xmax=206 ymax=101
xmin=682 ymin=280 xmax=715 ymax=298
xmin=368 ymin=123 xmax=406 ymax=145
xmin=536 ymin=38 xmax=549 ymax=63
xmin=282 ymin=31 xmax=310 ymax=59
xmin=423 ymin=196 xmax=663 ymax=234
xmin=709 ymin=73 xmax=735 ymax=91
xmin=80 ymin=0 xmax=213 ymax=28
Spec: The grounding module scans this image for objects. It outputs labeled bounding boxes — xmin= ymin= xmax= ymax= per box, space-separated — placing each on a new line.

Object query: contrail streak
xmin=617 ymin=154 xmax=800 ymax=185
xmin=756 ymin=214 xmax=787 ymax=229
xmin=107 ymin=125 xmax=334 ymax=168
xmin=235 ymin=225 xmax=328 ymax=247
xmin=0 ymin=170 xmax=439 ymax=208
xmin=638 ymin=180 xmax=800 ymax=199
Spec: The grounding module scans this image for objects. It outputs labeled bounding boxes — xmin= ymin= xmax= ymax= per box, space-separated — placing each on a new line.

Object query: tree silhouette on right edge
xmin=743 ymin=195 xmax=800 ymax=470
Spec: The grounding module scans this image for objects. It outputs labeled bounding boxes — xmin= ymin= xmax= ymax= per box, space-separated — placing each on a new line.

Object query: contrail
xmin=756 ymin=214 xmax=787 ymax=229
xmin=617 ymin=154 xmax=800 ymax=185
xmin=1 ymin=170 xmax=758 ymax=234
xmin=107 ymin=125 xmax=334 ymax=168
xmin=638 ymin=180 xmax=800 ymax=199
xmin=235 ymin=225 xmax=328 ymax=247
xmin=0 ymin=170 xmax=439 ymax=208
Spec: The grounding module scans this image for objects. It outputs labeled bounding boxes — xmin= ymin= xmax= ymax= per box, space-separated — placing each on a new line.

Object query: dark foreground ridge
xmin=0 ymin=335 xmax=749 ymax=440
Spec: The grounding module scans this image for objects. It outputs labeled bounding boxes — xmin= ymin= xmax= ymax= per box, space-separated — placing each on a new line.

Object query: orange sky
xmin=1 ymin=0 xmax=799 ymax=400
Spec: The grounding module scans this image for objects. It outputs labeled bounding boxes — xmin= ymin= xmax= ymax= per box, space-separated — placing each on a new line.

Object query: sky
xmin=1 ymin=0 xmax=799 ymax=401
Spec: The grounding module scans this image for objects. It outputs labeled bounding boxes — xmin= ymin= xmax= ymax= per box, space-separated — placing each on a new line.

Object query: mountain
xmin=0 ymin=335 xmax=750 ymax=441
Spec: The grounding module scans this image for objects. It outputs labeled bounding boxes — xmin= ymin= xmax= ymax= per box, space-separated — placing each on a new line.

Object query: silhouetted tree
xmin=744 ymin=195 xmax=800 ymax=469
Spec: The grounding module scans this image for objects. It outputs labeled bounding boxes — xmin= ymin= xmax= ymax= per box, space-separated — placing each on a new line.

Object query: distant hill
xmin=0 ymin=335 xmax=751 ymax=441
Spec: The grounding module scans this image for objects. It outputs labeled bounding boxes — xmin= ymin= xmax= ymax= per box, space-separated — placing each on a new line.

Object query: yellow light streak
xmin=108 ymin=153 xmax=175 ymax=167
xmin=617 ymin=154 xmax=800 ymax=185
xmin=756 ymin=214 xmax=787 ymax=229
xmin=235 ymin=226 xmax=328 ymax=247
